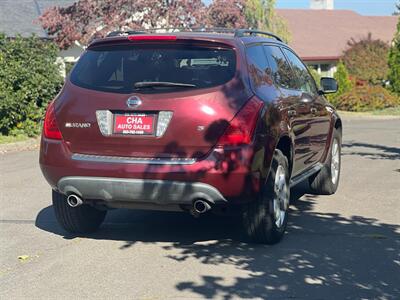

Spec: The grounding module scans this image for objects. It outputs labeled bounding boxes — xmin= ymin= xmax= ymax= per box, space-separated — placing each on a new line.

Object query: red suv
xmin=40 ymin=29 xmax=342 ymax=244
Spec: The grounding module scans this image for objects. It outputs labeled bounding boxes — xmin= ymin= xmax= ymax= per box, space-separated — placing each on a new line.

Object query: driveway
xmin=1 ymin=116 xmax=399 ymax=299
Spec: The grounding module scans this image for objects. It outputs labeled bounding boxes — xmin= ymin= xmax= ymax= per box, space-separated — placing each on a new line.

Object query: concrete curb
xmin=338 ymin=111 xmax=400 ymax=120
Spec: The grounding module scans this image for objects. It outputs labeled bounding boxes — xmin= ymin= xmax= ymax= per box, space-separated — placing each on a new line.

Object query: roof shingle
xmin=277 ymin=9 xmax=398 ymax=61
xmin=0 ymin=0 xmax=76 ymax=38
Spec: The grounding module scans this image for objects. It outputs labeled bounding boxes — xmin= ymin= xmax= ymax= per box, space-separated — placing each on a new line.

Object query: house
xmin=278 ymin=2 xmax=397 ymax=77
xmin=0 ymin=0 xmax=84 ymax=76
xmin=310 ymin=0 xmax=334 ymax=10
xmin=1 ymin=0 xmax=397 ymax=79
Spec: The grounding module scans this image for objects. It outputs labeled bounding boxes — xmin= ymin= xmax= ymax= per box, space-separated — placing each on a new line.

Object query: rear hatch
xmin=56 ymin=37 xmax=250 ymax=159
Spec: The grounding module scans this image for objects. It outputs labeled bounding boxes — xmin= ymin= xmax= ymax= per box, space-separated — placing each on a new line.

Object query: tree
xmin=388 ymin=17 xmax=400 ymax=95
xmin=335 ymin=61 xmax=353 ymax=95
xmin=394 ymin=1 xmax=400 ymax=16
xmin=39 ymin=0 xmax=290 ymax=49
xmin=0 ymin=34 xmax=63 ymax=136
xmin=39 ymin=0 xmax=207 ymax=49
xmin=244 ymin=0 xmax=291 ymax=42
xmin=207 ymin=0 xmax=247 ymax=28
xmin=342 ymin=33 xmax=390 ymax=85
xmin=328 ymin=61 xmax=353 ymax=106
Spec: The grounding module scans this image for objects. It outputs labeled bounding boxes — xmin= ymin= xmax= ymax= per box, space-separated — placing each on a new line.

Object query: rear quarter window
xmin=263 ymin=45 xmax=297 ymax=90
xmin=281 ymin=48 xmax=318 ymax=94
xmin=70 ymin=44 xmax=236 ymax=94
xmin=245 ymin=45 xmax=274 ymax=95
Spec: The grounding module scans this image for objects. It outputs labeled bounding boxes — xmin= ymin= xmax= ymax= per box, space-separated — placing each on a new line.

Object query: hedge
xmin=335 ymin=85 xmax=400 ymax=112
xmin=0 ymin=34 xmax=63 ymax=136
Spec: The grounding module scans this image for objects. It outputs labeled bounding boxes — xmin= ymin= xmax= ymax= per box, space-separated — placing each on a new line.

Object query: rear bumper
xmin=40 ymin=137 xmax=261 ymax=204
xmin=58 ymin=176 xmax=227 ymax=207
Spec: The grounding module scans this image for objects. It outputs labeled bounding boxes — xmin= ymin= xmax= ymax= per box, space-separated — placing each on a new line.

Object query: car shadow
xmin=342 ymin=141 xmax=400 ymax=161
xmin=35 ymin=182 xmax=400 ymax=299
xmin=35 ymin=202 xmax=244 ymax=244
xmin=35 ymin=181 xmax=309 ymax=243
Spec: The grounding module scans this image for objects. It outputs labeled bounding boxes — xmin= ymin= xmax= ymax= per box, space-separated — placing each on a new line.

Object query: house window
xmin=320 ymin=64 xmax=331 ymax=75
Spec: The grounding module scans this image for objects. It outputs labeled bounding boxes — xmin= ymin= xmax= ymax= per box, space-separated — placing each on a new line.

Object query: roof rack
xmin=106 ymin=28 xmax=283 ymax=42
xmin=234 ymin=29 xmax=283 ymax=42
xmin=107 ymin=30 xmax=146 ymax=37
xmin=107 ymin=27 xmax=237 ymax=37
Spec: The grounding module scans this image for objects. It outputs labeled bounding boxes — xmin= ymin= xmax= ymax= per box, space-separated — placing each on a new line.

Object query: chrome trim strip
xmin=71 ymin=153 xmax=196 ymax=165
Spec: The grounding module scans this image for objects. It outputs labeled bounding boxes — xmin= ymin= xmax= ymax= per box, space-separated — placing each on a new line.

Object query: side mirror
xmin=319 ymin=77 xmax=338 ymax=94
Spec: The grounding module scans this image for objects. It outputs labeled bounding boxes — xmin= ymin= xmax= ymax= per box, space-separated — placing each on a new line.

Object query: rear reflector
xmin=217 ymin=97 xmax=263 ymax=146
xmin=128 ymin=35 xmax=177 ymax=41
xmin=96 ymin=110 xmax=113 ymax=136
xmin=43 ymin=101 xmax=62 ymax=140
xmin=156 ymin=111 xmax=173 ymax=137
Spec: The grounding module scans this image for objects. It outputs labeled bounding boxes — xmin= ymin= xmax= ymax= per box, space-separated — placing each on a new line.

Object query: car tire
xmin=52 ymin=190 xmax=106 ymax=233
xmin=309 ymin=128 xmax=342 ymax=195
xmin=243 ymin=149 xmax=290 ymax=244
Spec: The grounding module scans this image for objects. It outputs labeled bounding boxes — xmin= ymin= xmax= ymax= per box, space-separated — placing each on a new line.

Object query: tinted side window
xmin=282 ymin=48 xmax=316 ymax=94
xmin=264 ymin=45 xmax=296 ymax=90
xmin=246 ymin=45 xmax=273 ymax=90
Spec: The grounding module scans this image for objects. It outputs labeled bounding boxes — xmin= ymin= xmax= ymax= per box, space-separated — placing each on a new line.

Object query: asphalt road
xmin=1 ymin=116 xmax=399 ymax=300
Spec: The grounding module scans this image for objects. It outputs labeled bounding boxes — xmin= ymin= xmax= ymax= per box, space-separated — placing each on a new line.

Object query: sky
xmin=203 ymin=0 xmax=398 ymax=16
xmin=276 ymin=0 xmax=397 ymax=16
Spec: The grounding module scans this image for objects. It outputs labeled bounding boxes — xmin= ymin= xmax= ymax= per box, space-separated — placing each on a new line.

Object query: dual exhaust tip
xmin=66 ymin=194 xmax=212 ymax=214
xmin=66 ymin=194 xmax=83 ymax=207
xmin=192 ymin=199 xmax=211 ymax=215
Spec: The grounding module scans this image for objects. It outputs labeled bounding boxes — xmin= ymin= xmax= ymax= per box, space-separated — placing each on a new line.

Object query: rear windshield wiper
xmin=133 ymin=81 xmax=196 ymax=89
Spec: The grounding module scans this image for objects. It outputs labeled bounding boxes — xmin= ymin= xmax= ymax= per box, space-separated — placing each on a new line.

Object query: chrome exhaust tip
xmin=193 ymin=199 xmax=211 ymax=214
xmin=66 ymin=194 xmax=83 ymax=208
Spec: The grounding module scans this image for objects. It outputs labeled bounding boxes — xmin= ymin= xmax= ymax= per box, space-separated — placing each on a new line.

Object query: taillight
xmin=128 ymin=35 xmax=177 ymax=41
xmin=43 ymin=101 xmax=62 ymax=140
xmin=217 ymin=97 xmax=263 ymax=146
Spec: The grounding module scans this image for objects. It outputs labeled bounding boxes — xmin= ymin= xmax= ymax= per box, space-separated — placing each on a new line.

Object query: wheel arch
xmin=275 ymin=134 xmax=294 ymax=177
xmin=320 ymin=110 xmax=343 ymax=164
xmin=334 ymin=117 xmax=343 ymax=135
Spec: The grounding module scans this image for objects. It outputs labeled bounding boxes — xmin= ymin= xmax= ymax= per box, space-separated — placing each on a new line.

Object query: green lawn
xmin=0 ymin=134 xmax=31 ymax=144
xmin=339 ymin=106 xmax=400 ymax=117
xmin=371 ymin=106 xmax=400 ymax=116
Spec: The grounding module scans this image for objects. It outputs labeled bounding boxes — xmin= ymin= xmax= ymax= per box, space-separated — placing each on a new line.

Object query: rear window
xmin=70 ymin=44 xmax=236 ymax=93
